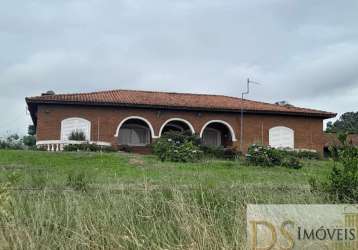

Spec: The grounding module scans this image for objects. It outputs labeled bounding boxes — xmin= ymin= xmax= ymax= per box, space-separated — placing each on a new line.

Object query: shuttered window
xmin=269 ymin=126 xmax=294 ymax=149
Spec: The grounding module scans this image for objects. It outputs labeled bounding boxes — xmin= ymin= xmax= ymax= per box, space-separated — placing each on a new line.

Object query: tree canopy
xmin=326 ymin=112 xmax=358 ymax=134
xmin=28 ymin=125 xmax=36 ymax=136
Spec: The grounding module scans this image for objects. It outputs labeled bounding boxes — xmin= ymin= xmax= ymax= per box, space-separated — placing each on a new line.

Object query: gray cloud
xmin=0 ymin=0 xmax=358 ymax=135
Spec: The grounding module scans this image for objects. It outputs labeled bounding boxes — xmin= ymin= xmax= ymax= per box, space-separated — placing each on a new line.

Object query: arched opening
xmin=116 ymin=118 xmax=153 ymax=146
xmin=269 ymin=126 xmax=294 ymax=149
xmin=200 ymin=121 xmax=236 ymax=147
xmin=61 ymin=117 xmax=91 ymax=141
xmin=159 ymin=118 xmax=195 ymax=136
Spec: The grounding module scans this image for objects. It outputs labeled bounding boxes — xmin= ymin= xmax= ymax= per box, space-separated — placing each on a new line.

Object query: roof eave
xmin=25 ymin=98 xmax=38 ymax=126
xmin=26 ymin=98 xmax=336 ymax=119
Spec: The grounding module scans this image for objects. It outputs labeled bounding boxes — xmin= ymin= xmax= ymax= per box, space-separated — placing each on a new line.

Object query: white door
xmin=269 ymin=126 xmax=294 ymax=149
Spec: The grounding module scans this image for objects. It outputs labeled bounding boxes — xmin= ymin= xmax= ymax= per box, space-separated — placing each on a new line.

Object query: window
xmin=118 ymin=124 xmax=150 ymax=146
xmin=269 ymin=126 xmax=294 ymax=149
xmin=202 ymin=128 xmax=221 ymax=146
xmin=61 ymin=118 xmax=91 ymax=141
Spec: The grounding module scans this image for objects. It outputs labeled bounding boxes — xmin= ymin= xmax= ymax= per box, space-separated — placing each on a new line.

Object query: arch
xmin=200 ymin=120 xmax=237 ymax=141
xmin=269 ymin=126 xmax=294 ymax=149
xmin=159 ymin=118 xmax=195 ymax=137
xmin=114 ymin=116 xmax=157 ymax=138
xmin=61 ymin=117 xmax=91 ymax=141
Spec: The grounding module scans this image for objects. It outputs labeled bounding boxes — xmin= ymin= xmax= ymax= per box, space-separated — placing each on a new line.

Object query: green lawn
xmin=0 ymin=150 xmax=334 ymax=249
xmin=0 ymin=150 xmax=331 ymax=187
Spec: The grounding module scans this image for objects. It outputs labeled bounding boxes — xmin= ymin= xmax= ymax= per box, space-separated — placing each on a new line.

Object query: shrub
xmin=246 ymin=144 xmax=301 ymax=168
xmin=68 ymin=130 xmax=86 ymax=141
xmin=0 ymin=134 xmax=24 ymax=150
xmin=268 ymin=148 xmax=285 ymax=166
xmin=327 ymin=144 xmax=358 ymax=202
xmin=63 ymin=143 xmax=116 ymax=152
xmin=153 ymin=131 xmax=203 ymax=162
xmin=281 ymin=155 xmax=302 ymax=169
xmin=310 ymin=134 xmax=358 ymax=202
xmin=162 ymin=130 xmax=201 ymax=146
xmin=295 ymin=150 xmax=321 ymax=160
xmin=222 ymin=148 xmax=242 ymax=160
xmin=200 ymin=145 xmax=241 ymax=160
xmin=200 ymin=145 xmax=224 ymax=158
xmin=23 ymin=135 xmax=36 ymax=147
xmin=246 ymin=144 xmax=278 ymax=167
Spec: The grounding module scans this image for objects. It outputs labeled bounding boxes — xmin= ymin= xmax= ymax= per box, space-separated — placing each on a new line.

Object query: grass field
xmin=0 ymin=150 xmax=333 ymax=249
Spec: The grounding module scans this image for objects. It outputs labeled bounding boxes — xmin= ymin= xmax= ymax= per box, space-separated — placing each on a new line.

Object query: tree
xmin=28 ymin=125 xmax=36 ymax=136
xmin=23 ymin=124 xmax=36 ymax=147
xmin=23 ymin=135 xmax=36 ymax=147
xmin=68 ymin=130 xmax=86 ymax=141
xmin=326 ymin=112 xmax=358 ymax=134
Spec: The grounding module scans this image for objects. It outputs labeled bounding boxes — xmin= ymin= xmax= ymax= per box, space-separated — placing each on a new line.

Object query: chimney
xmin=41 ymin=90 xmax=55 ymax=96
xmin=275 ymin=100 xmax=293 ymax=107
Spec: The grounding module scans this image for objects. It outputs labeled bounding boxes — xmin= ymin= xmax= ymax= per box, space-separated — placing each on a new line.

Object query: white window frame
xmin=60 ymin=117 xmax=91 ymax=141
xmin=269 ymin=126 xmax=294 ymax=149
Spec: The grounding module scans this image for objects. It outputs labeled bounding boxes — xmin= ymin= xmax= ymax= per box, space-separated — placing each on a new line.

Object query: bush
xmin=295 ymin=150 xmax=321 ymax=160
xmin=153 ymin=131 xmax=203 ymax=162
xmin=268 ymin=148 xmax=286 ymax=166
xmin=327 ymin=143 xmax=358 ymax=202
xmin=246 ymin=144 xmax=278 ymax=167
xmin=162 ymin=130 xmax=201 ymax=146
xmin=200 ymin=145 xmax=225 ymax=159
xmin=23 ymin=135 xmax=36 ymax=147
xmin=0 ymin=134 xmax=24 ymax=150
xmin=281 ymin=155 xmax=302 ymax=169
xmin=246 ymin=144 xmax=302 ymax=168
xmin=68 ymin=130 xmax=86 ymax=141
xmin=222 ymin=148 xmax=241 ymax=160
xmin=63 ymin=143 xmax=116 ymax=152
xmin=310 ymin=134 xmax=358 ymax=202
xmin=200 ymin=145 xmax=241 ymax=160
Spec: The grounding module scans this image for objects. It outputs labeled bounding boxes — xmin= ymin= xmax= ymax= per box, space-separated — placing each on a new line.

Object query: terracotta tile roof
xmin=26 ymin=89 xmax=336 ymax=118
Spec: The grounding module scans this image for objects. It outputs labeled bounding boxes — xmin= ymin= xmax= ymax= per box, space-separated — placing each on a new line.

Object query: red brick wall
xmin=36 ymin=104 xmax=325 ymax=153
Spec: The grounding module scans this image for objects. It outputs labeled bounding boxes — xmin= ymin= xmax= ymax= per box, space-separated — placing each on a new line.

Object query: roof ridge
xmin=28 ymin=88 xmax=288 ymax=107
xmin=30 ymin=88 xmax=246 ymax=100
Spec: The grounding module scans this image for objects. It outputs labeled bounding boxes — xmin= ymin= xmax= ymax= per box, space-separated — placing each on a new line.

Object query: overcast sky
xmin=1 ymin=0 xmax=357 ymax=136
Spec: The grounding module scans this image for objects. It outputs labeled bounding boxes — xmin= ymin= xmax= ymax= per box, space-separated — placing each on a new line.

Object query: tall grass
xmin=0 ymin=150 xmax=332 ymax=249
xmin=0 ymin=185 xmax=328 ymax=249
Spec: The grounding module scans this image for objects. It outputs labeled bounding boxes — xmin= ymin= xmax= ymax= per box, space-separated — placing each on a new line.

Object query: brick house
xmin=26 ymin=89 xmax=336 ymax=153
